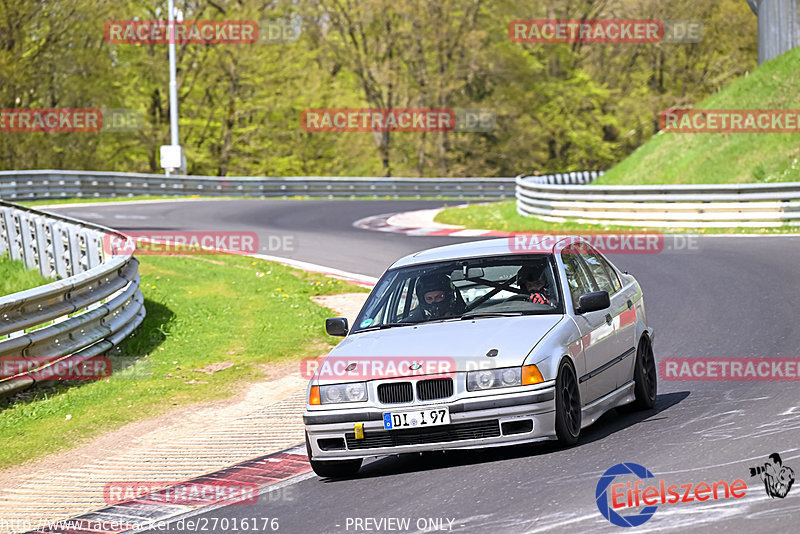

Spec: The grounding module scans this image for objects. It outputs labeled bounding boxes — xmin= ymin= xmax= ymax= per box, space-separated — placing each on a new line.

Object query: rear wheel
xmin=554 ymin=360 xmax=581 ymax=446
xmin=305 ymin=433 xmax=362 ymax=478
xmin=629 ymin=336 xmax=657 ymax=410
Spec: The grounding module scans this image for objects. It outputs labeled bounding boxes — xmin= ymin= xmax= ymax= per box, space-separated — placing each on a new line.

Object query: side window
xmin=408 ymin=282 xmax=419 ymax=313
xmin=393 ymin=278 xmax=413 ymax=319
xmin=390 ymin=277 xmax=420 ymax=321
xmin=578 ymin=244 xmax=616 ymax=294
xmin=561 ymin=246 xmax=597 ymax=307
xmin=599 ymin=256 xmax=622 ymax=292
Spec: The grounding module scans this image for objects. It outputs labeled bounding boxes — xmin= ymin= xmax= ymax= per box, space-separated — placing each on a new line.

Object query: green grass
xmin=434 ymin=201 xmax=800 ymax=234
xmin=596 ymin=46 xmax=800 ymax=186
xmin=0 ymin=254 xmax=51 ymax=296
xmin=0 ymin=253 xmax=368 ymax=469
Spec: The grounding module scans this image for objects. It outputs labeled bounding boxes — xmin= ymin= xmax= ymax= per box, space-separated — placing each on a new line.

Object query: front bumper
xmin=304 ymin=385 xmax=556 ymax=460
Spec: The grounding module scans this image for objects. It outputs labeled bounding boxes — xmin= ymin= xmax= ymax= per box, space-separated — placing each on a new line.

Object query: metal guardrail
xmin=0 ymin=170 xmax=519 ymax=200
xmin=0 ymin=200 xmax=145 ymax=397
xmin=516 ymin=176 xmax=800 ymax=227
xmin=518 ymin=170 xmax=601 ymax=185
xmin=0 ymin=169 xmax=596 ymax=201
xmin=0 ymin=169 xmax=603 ymax=202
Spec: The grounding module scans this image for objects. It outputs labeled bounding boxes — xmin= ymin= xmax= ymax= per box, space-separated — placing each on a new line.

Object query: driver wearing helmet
xmin=409 ymin=272 xmax=466 ymax=321
xmin=516 ymin=263 xmax=551 ymax=305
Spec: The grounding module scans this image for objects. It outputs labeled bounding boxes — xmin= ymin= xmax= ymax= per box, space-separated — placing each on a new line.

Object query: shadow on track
xmin=320 ymin=391 xmax=690 ymax=481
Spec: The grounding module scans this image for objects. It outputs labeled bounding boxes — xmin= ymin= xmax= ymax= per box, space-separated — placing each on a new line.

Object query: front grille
xmin=377 ymin=382 xmax=413 ymax=404
xmin=345 ymin=420 xmax=501 ymax=450
xmin=416 ymin=378 xmax=454 ymax=401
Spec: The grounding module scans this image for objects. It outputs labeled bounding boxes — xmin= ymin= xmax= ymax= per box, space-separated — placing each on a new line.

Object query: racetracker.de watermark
xmin=302 ymin=108 xmax=456 ymax=133
xmin=510 ymin=19 xmax=661 ymax=43
xmin=660 ymin=109 xmax=800 ymax=133
xmin=1 ymin=108 xmax=143 ymax=133
xmin=104 ymin=20 xmax=258 ymax=44
xmin=103 ymin=231 xmax=262 ymax=256
xmin=301 ymin=108 xmax=496 ymax=133
xmin=104 ymin=19 xmax=301 ymax=45
xmin=103 ymin=481 xmax=257 ymax=506
xmin=509 ymin=19 xmax=703 ymax=44
xmin=0 ymin=518 xmax=279 ymax=533
xmin=301 ymin=356 xmax=533 ymax=380
xmin=506 ymin=233 xmax=699 ymax=255
xmin=1 ymin=356 xmax=111 ymax=381
xmin=301 ymin=356 xmax=457 ymax=381
xmin=660 ymin=357 xmax=800 ymax=381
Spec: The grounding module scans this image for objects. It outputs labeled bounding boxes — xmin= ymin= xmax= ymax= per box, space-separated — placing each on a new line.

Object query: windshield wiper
xmin=357 ymin=322 xmax=413 ymax=332
xmin=460 ymin=311 xmax=525 ymax=320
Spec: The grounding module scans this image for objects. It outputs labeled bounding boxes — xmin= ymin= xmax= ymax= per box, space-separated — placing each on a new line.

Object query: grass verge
xmin=0 ymin=254 xmax=51 ymax=297
xmin=434 ymin=201 xmax=800 ymax=234
xmin=0 ymin=253 xmax=368 ymax=470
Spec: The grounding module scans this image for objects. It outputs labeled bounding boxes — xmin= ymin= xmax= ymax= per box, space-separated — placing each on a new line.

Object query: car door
xmin=579 ymin=244 xmax=637 ymax=389
xmin=561 ymin=245 xmax=616 ymax=404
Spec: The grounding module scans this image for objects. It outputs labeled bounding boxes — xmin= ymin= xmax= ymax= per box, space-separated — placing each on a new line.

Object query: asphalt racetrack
xmin=47 ymin=199 xmax=800 ymax=533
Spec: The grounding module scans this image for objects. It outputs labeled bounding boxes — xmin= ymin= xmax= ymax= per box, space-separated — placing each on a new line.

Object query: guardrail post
xmin=33 ymin=219 xmax=52 ymax=278
xmin=2 ymin=210 xmax=22 ymax=260
xmin=48 ymin=222 xmax=69 ymax=278
xmin=67 ymin=227 xmax=83 ymax=276
xmin=0 ymin=211 xmax=8 ymax=257
xmin=84 ymin=230 xmax=102 ymax=269
xmin=18 ymin=215 xmax=37 ymax=270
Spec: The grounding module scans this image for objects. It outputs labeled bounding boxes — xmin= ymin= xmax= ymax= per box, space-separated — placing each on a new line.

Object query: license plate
xmin=382 ymin=407 xmax=450 ymax=430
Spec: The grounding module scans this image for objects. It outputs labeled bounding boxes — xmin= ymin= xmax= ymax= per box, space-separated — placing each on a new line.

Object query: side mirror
xmin=325 ymin=317 xmax=349 ymax=336
xmin=576 ymin=291 xmax=610 ymax=314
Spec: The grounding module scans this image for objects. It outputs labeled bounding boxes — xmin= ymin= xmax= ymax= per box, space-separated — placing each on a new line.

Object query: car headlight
xmin=467 ymin=365 xmax=544 ymax=391
xmin=317 ymin=382 xmax=368 ymax=404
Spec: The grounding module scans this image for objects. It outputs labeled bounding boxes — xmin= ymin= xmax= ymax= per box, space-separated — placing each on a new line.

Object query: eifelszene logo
xmin=750 ymin=452 xmax=795 ymax=499
xmin=597 ymin=456 xmax=795 ymax=527
xmin=595 ymin=462 xmax=747 ymax=527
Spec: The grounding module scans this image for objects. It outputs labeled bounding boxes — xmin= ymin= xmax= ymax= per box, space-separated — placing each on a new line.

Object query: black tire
xmin=629 ymin=336 xmax=657 ymax=410
xmin=554 ymin=359 xmax=581 ymax=446
xmin=305 ymin=433 xmax=362 ymax=478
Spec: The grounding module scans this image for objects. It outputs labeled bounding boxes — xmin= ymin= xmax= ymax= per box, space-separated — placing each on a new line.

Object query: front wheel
xmin=629 ymin=336 xmax=657 ymax=410
xmin=305 ymin=433 xmax=362 ymax=478
xmin=554 ymin=359 xmax=581 ymax=446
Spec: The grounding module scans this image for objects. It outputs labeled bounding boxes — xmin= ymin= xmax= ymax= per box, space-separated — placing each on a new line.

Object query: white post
xmin=168 ymin=0 xmax=179 ymax=147
xmin=161 ymin=0 xmax=185 ymax=176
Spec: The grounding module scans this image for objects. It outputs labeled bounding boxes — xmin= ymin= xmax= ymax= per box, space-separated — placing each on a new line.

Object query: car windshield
xmin=352 ymin=255 xmax=562 ymax=332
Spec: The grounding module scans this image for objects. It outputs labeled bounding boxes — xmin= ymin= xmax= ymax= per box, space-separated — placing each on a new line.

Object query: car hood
xmin=319 ymin=315 xmax=564 ymax=380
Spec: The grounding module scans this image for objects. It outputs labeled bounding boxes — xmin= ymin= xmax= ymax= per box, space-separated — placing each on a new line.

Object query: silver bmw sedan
xmin=303 ymin=236 xmax=657 ymax=478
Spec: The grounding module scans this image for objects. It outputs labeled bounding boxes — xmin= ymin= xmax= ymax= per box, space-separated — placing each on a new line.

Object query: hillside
xmin=595 ymin=46 xmax=800 ymax=185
